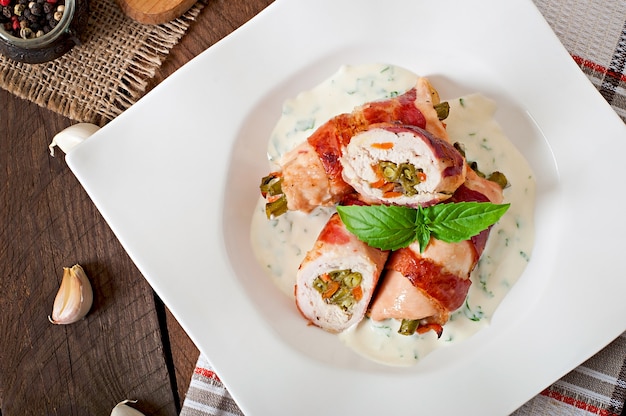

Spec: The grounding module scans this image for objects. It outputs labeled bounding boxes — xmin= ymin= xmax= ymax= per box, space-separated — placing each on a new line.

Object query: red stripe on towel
xmin=194 ymin=366 xmax=222 ymax=382
xmin=540 ymin=388 xmax=619 ymax=416
xmin=572 ymin=55 xmax=626 ymax=82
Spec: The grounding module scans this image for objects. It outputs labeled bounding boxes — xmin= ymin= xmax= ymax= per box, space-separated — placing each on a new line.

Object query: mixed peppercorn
xmin=0 ymin=0 xmax=66 ymax=39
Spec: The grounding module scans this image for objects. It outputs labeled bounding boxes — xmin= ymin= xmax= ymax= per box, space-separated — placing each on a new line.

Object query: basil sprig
xmin=336 ymin=202 xmax=510 ymax=252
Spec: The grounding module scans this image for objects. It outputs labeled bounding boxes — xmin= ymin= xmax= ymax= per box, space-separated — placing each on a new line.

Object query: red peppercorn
xmin=0 ymin=0 xmax=9 ymax=7
xmin=11 ymin=17 xmax=19 ymax=31
xmin=46 ymin=0 xmax=57 ymax=3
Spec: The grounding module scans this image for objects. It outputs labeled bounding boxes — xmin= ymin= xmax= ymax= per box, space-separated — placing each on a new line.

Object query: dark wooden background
xmin=0 ymin=0 xmax=273 ymax=414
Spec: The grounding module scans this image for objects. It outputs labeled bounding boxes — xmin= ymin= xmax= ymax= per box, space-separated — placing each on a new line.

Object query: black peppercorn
xmin=30 ymin=3 xmax=41 ymax=16
xmin=0 ymin=0 xmax=65 ymax=39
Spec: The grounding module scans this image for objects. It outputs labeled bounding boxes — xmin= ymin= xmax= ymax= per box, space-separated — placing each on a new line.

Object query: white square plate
xmin=67 ymin=0 xmax=626 ymax=414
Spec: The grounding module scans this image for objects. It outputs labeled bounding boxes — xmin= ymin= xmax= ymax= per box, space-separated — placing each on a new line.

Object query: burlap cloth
xmin=0 ymin=0 xmax=205 ymax=126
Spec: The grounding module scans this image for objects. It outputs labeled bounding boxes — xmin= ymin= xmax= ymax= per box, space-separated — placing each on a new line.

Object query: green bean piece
xmin=328 ymin=270 xmax=347 ymax=280
xmin=487 ymin=171 xmax=509 ymax=189
xmin=260 ymin=174 xmax=283 ymax=196
xmin=329 ymin=286 xmax=350 ymax=304
xmin=339 ymin=297 xmax=356 ymax=311
xmin=265 ymin=195 xmax=288 ymax=219
xmin=379 ymin=161 xmax=399 ymax=182
xmin=398 ymin=319 xmax=420 ymax=336
xmin=466 ymin=161 xmax=484 ymax=178
xmin=313 ymin=277 xmax=327 ymax=293
xmin=399 ymin=163 xmax=416 ymax=184
xmin=377 ymin=160 xmax=423 ymax=196
xmin=401 ymin=182 xmax=417 ymax=196
xmin=453 ymin=142 xmax=466 ymax=157
xmin=342 ymin=272 xmax=362 ymax=288
xmin=398 ymin=163 xmax=420 ymax=195
xmin=434 ymin=101 xmax=450 ymax=120
xmin=331 ymin=286 xmax=356 ymax=312
xmin=261 ymin=174 xmax=288 ymax=218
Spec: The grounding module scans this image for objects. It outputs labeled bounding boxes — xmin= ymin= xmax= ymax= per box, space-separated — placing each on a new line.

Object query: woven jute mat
xmin=0 ymin=0 xmax=205 ymax=126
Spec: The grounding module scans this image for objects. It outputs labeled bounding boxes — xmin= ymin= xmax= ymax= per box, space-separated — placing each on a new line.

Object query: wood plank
xmin=0 ymin=92 xmax=177 ymax=415
xmin=165 ymin=307 xmax=198 ymax=404
xmin=0 ymin=0 xmax=275 ymax=414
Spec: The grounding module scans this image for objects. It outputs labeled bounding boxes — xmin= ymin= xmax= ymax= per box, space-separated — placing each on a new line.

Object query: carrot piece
xmin=320 ymin=273 xmax=331 ymax=282
xmin=371 ymin=164 xmax=384 ymax=179
xmin=352 ymin=286 xmax=363 ymax=301
xmin=371 ymin=142 xmax=394 ymax=150
xmin=370 ymin=179 xmax=387 ymax=188
xmin=383 ymin=191 xmax=403 ymax=198
xmin=416 ymin=326 xmax=431 ymax=334
xmin=416 ymin=323 xmax=444 ymax=338
xmin=322 ymin=281 xmax=339 ymax=299
xmin=417 ymin=171 xmax=427 ymax=182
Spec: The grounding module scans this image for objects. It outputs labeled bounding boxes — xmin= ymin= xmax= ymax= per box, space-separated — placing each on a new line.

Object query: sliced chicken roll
xmin=295 ymin=213 xmax=389 ymax=333
xmin=261 ymin=77 xmax=450 ymax=216
xmin=340 ymin=123 xmax=466 ymax=207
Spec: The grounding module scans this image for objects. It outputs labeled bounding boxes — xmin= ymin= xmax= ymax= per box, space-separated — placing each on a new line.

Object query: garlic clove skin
xmin=48 ymin=264 xmax=93 ymax=325
xmin=111 ymin=400 xmax=146 ymax=416
xmin=48 ymin=122 xmax=100 ymax=156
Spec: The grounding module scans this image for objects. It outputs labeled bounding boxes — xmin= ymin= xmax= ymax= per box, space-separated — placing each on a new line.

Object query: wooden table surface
xmin=0 ymin=0 xmax=273 ymax=414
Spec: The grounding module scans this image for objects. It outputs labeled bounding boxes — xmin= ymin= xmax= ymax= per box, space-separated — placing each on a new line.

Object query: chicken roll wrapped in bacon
xmin=261 ymin=78 xmax=451 ymax=217
xmin=295 ymin=213 xmax=389 ymax=333
xmin=340 ymin=123 xmax=466 ymax=208
xmin=368 ymin=169 xmax=505 ymax=336
xmin=369 ymin=239 xmax=474 ymax=336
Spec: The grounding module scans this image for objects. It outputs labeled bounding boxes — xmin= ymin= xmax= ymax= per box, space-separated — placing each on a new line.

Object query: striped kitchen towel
xmin=181 ymin=333 xmax=626 ymax=416
xmin=180 ymin=355 xmax=243 ymax=416
xmin=514 ymin=332 xmax=626 ymax=415
xmin=181 ymin=332 xmax=626 ymax=416
xmin=534 ymin=0 xmax=626 ymax=122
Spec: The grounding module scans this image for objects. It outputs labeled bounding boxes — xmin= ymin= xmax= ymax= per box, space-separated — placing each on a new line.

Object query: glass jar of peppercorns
xmin=0 ymin=0 xmax=89 ymax=64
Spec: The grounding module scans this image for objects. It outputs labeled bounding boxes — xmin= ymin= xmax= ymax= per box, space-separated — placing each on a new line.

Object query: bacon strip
xmin=387 ymin=245 xmax=473 ymax=313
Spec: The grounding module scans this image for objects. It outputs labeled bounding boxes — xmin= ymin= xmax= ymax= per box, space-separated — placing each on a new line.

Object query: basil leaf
xmin=336 ymin=205 xmax=417 ymax=251
xmin=336 ymin=201 xmax=510 ymax=252
xmin=414 ymin=207 xmax=431 ymax=253
xmin=424 ymin=202 xmax=510 ymax=243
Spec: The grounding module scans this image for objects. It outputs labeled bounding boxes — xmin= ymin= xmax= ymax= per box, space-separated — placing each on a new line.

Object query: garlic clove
xmin=48 ymin=122 xmax=100 ymax=156
xmin=48 ymin=264 xmax=93 ymax=325
xmin=111 ymin=400 xmax=146 ymax=416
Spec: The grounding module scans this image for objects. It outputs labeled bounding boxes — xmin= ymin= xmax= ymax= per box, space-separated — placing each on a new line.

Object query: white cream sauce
xmin=250 ymin=64 xmax=535 ymax=366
